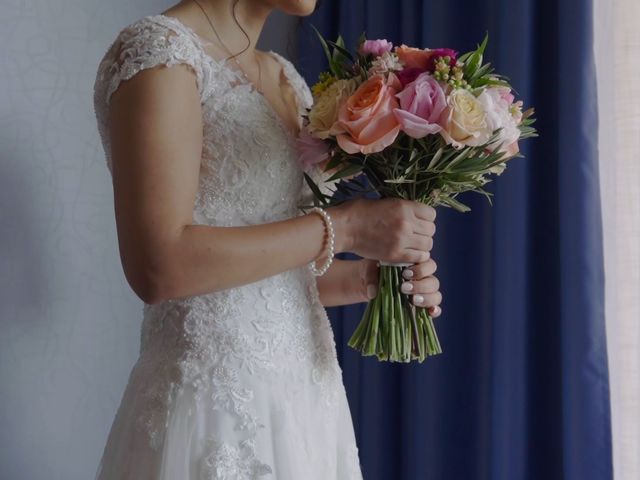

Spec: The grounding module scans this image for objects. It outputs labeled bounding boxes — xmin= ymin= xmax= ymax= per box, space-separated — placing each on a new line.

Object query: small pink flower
xmin=427 ymin=48 xmax=458 ymax=69
xmin=359 ymin=39 xmax=394 ymax=57
xmin=396 ymin=67 xmax=423 ymax=87
xmin=395 ymin=45 xmax=458 ymax=72
xmin=499 ymin=88 xmax=515 ymax=104
xmin=296 ymin=127 xmax=330 ymax=172
xmin=393 ymin=72 xmax=447 ymax=138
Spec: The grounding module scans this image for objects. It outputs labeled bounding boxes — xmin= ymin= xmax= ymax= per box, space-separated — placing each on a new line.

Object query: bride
xmin=92 ymin=0 xmax=442 ymax=478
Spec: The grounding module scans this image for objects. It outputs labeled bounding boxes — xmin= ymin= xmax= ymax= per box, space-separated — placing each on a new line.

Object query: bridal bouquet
xmin=298 ymin=30 xmax=537 ymax=363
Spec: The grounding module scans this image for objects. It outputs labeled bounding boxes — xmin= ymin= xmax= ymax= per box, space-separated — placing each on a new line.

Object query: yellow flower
xmin=308 ymin=78 xmax=357 ymax=139
xmin=311 ymin=72 xmax=337 ymax=98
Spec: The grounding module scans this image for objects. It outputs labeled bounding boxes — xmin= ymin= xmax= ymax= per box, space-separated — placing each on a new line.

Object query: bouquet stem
xmin=348 ymin=264 xmax=442 ymax=362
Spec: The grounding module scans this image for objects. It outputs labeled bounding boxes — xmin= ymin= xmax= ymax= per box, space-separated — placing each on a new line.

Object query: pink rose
xmin=335 ymin=74 xmax=402 ymax=154
xmin=393 ymin=72 xmax=447 ymax=138
xmin=296 ymin=127 xmax=330 ymax=172
xmin=359 ymin=39 xmax=394 ymax=57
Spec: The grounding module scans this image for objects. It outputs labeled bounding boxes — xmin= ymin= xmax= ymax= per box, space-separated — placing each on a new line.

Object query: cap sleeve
xmin=96 ymin=16 xmax=205 ymax=106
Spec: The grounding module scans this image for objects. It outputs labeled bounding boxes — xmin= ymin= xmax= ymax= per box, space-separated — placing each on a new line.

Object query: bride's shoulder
xmin=94 ymin=14 xmax=206 ymax=106
xmin=99 ymin=14 xmax=200 ymax=66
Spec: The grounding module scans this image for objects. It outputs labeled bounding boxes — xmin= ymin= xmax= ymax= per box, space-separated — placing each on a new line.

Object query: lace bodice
xmin=93 ymin=15 xmax=360 ymax=479
xmin=94 ymin=13 xmax=315 ymax=227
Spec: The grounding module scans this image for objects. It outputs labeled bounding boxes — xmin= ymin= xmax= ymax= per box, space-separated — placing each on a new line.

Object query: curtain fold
xmin=298 ymin=1 xmax=613 ymax=479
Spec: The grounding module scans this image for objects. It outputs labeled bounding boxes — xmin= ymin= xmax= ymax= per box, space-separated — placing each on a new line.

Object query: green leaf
xmin=329 ymin=37 xmax=354 ymax=63
xmin=327 ymin=163 xmax=364 ymax=182
xmin=443 ymin=147 xmax=474 ymax=171
xmin=310 ymin=25 xmax=333 ymax=73
xmin=427 ymin=147 xmax=446 ymax=169
xmin=440 ymin=195 xmax=472 ymax=212
xmin=463 ymin=33 xmax=489 ymax=78
xmin=384 ymin=177 xmax=413 ymax=184
xmin=303 ymin=172 xmax=330 ymax=205
xmin=457 ymin=50 xmax=473 ymax=64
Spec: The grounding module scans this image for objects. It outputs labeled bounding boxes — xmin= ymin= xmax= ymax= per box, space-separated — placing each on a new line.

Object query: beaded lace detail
xmin=93 ymin=14 xmax=361 ymax=479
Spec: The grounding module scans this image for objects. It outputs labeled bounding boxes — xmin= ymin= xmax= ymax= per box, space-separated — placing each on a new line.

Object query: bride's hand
xmin=359 ymin=256 xmax=443 ymax=317
xmin=330 ymin=197 xmax=435 ymax=264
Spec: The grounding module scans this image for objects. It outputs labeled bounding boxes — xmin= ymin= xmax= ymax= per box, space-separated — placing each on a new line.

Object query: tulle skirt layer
xmin=95 ymin=356 xmax=362 ymax=480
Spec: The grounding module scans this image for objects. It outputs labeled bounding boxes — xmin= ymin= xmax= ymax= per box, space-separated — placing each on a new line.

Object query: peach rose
xmin=335 ymin=74 xmax=401 ymax=154
xmin=395 ymin=45 xmax=435 ymax=70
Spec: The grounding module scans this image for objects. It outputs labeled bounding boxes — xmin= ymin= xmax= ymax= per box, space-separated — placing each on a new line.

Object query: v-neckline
xmin=150 ymin=14 xmax=302 ymax=140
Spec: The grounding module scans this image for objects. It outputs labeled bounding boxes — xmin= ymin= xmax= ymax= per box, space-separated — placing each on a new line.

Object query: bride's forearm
xmin=315 ymin=258 xmax=368 ymax=307
xmin=124 ymin=205 xmax=353 ymax=304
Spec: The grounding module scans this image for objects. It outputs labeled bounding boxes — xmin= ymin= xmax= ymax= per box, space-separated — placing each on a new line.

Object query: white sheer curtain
xmin=593 ymin=1 xmax=640 ymax=479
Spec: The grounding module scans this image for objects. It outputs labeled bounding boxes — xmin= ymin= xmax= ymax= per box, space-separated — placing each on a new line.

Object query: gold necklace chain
xmin=191 ymin=0 xmax=262 ymax=93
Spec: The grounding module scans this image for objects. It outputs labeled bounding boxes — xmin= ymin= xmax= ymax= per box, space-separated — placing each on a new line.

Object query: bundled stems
xmin=347 ymin=264 xmax=442 ymax=363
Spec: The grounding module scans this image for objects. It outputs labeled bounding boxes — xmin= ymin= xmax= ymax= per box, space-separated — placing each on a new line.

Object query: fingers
xmin=403 ymin=224 xmax=434 ymax=254
xmin=376 ymin=199 xmax=437 ymax=265
xmin=361 ymin=259 xmax=380 ymax=300
xmin=399 ymin=258 xmax=442 ymax=313
xmin=405 ymin=202 xmax=436 ymax=255
xmin=405 ymin=275 xmax=440 ymax=295
xmin=403 ymin=249 xmax=431 ymax=264
xmin=411 ymin=202 xmax=437 ymax=222
xmin=410 ymin=291 xmax=442 ymax=309
xmin=412 ymin=220 xmax=436 ymax=238
xmin=402 ymin=258 xmax=437 ymax=280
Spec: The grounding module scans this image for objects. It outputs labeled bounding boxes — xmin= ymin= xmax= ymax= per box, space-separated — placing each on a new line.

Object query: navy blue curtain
xmin=297 ymin=1 xmax=613 ymax=479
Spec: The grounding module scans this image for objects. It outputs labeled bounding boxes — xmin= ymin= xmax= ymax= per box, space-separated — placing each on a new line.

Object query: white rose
xmin=439 ymin=89 xmax=492 ymax=148
xmin=308 ymin=78 xmax=357 ymax=139
xmin=477 ymin=88 xmax=520 ymax=154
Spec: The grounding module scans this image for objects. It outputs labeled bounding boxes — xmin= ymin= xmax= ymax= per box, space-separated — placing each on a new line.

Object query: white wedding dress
xmin=92 ymin=14 xmax=362 ymax=480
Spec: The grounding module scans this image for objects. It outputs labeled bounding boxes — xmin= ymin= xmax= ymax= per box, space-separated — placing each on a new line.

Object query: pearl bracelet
xmin=309 ymin=206 xmax=335 ymax=276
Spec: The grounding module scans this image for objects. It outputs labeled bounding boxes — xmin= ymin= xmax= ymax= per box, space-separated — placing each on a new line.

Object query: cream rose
xmin=308 ymin=78 xmax=357 ymax=139
xmin=439 ymin=89 xmax=492 ymax=148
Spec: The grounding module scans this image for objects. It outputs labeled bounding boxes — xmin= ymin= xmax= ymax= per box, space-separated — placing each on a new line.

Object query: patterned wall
xmin=0 ymin=2 xmax=296 ymax=478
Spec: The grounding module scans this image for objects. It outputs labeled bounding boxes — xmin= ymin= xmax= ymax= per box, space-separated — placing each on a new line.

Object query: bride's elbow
xmin=123 ymin=254 xmax=179 ymax=305
xmin=133 ymin=277 xmax=166 ymax=305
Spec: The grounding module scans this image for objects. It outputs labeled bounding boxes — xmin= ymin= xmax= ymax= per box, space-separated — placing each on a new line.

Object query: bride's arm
xmin=107 ymin=63 xmax=434 ymax=305
xmin=314 ymin=258 xmax=370 ymax=307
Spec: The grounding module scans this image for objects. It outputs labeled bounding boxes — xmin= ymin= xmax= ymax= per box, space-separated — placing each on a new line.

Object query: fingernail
xmin=413 ymin=294 xmax=424 ymax=305
xmin=401 ymin=282 xmax=414 ymax=293
xmin=366 ymin=284 xmax=378 ymax=299
xmin=402 ymin=268 xmax=414 ymax=279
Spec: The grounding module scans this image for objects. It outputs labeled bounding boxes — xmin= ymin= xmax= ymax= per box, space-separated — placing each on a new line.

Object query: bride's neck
xmin=191 ymin=0 xmax=272 ymax=57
